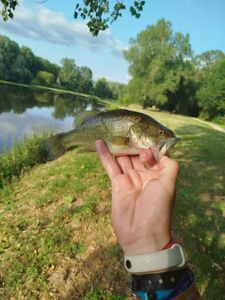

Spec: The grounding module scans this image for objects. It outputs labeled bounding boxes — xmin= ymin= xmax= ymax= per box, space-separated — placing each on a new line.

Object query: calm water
xmin=0 ymin=83 xmax=104 ymax=152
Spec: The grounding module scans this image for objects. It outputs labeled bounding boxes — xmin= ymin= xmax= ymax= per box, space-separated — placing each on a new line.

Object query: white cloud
xmin=0 ymin=4 xmax=125 ymax=56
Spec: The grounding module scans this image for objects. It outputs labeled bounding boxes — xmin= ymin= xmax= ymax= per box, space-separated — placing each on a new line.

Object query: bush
xmin=212 ymin=115 xmax=225 ymax=125
xmin=0 ymin=133 xmax=50 ymax=188
xmin=34 ymin=71 xmax=55 ymax=86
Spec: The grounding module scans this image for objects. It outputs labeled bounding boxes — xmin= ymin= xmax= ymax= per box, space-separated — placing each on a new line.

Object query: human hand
xmin=95 ymin=139 xmax=179 ymax=255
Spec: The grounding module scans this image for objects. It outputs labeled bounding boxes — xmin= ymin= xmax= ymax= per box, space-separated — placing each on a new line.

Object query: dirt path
xmin=192 ymin=118 xmax=225 ymax=133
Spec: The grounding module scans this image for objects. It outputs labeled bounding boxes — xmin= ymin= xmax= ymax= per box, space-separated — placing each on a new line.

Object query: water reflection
xmin=0 ymin=83 xmax=104 ymax=152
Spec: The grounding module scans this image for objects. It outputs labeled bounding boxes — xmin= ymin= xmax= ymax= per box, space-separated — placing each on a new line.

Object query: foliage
xmin=34 ymin=71 xmax=55 ymax=86
xmin=0 ymin=22 xmax=225 ymax=121
xmin=212 ymin=115 xmax=225 ymax=125
xmin=165 ymin=61 xmax=199 ymax=116
xmin=108 ymin=81 xmax=127 ymax=100
xmin=0 ymin=0 xmax=17 ymax=20
xmin=124 ymin=19 xmax=225 ymax=121
xmin=74 ymin=0 xmax=145 ymax=36
xmin=0 ymin=35 xmax=96 ymax=94
xmin=94 ymin=78 xmax=113 ymax=99
xmin=124 ymin=19 xmax=195 ymax=111
xmin=0 ymin=35 xmax=59 ymax=84
xmin=0 ymin=133 xmax=50 ymax=188
xmin=0 ymin=0 xmax=145 ymax=36
xmin=197 ymin=58 xmax=225 ymax=122
xmin=194 ymin=50 xmax=225 ymax=75
xmin=59 ymin=58 xmax=94 ymax=93
xmin=59 ymin=58 xmax=79 ymax=90
xmin=78 ymin=66 xmax=93 ymax=93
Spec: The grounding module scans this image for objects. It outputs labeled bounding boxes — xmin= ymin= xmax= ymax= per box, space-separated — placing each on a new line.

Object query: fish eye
xmin=158 ymin=129 xmax=164 ymax=135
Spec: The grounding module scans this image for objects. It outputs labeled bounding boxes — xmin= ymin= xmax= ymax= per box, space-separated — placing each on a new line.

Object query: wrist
xmin=122 ymin=231 xmax=173 ymax=255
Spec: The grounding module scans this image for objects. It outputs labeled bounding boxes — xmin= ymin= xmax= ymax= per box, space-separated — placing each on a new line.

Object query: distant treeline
xmin=1 ymin=20 xmax=225 ymax=124
xmin=0 ymin=83 xmax=104 ymax=119
xmin=0 ymin=35 xmax=124 ymax=100
xmin=122 ymin=19 xmax=225 ymax=124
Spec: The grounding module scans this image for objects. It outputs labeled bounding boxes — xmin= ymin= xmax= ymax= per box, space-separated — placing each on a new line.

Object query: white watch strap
xmin=124 ymin=243 xmax=186 ymax=274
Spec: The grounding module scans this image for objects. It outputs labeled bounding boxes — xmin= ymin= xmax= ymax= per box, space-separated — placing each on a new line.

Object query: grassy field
xmin=0 ymin=108 xmax=224 ymax=299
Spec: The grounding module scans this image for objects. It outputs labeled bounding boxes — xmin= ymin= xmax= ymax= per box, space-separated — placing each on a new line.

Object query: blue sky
xmin=0 ymin=0 xmax=225 ymax=83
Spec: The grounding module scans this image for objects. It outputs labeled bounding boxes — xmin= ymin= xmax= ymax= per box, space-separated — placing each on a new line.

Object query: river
xmin=0 ymin=83 xmax=104 ymax=152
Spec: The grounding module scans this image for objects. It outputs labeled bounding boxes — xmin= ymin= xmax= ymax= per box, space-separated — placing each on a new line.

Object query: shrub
xmin=0 ymin=133 xmax=50 ymax=188
xmin=212 ymin=115 xmax=225 ymax=125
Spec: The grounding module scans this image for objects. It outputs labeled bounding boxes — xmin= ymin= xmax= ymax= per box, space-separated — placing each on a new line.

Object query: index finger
xmin=95 ymin=139 xmax=122 ymax=180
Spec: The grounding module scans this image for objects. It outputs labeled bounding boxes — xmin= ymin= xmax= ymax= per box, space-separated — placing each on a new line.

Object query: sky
xmin=0 ymin=0 xmax=225 ymax=83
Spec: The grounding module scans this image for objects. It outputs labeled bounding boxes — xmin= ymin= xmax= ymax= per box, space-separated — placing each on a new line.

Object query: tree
xmin=59 ymin=58 xmax=80 ymax=90
xmin=94 ymin=78 xmax=113 ymax=99
xmin=59 ymin=59 xmax=94 ymax=93
xmin=35 ymin=56 xmax=59 ymax=79
xmin=77 ymin=66 xmax=93 ymax=93
xmin=0 ymin=35 xmax=60 ymax=84
xmin=10 ymin=54 xmax=33 ymax=83
xmin=35 ymin=71 xmax=55 ymax=86
xmin=20 ymin=46 xmax=39 ymax=78
xmin=197 ymin=58 xmax=225 ymax=121
xmin=194 ymin=50 xmax=225 ymax=72
xmin=165 ymin=61 xmax=199 ymax=116
xmin=0 ymin=0 xmax=145 ymax=36
xmin=124 ymin=19 xmax=195 ymax=111
xmin=108 ymin=81 xmax=127 ymax=100
xmin=0 ymin=35 xmax=96 ymax=90
xmin=0 ymin=35 xmax=20 ymax=80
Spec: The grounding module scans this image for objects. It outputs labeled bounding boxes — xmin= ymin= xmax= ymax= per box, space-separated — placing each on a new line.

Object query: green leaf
xmin=130 ymin=6 xmax=136 ymax=16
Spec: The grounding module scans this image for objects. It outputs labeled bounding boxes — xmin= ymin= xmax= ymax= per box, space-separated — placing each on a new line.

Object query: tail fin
xmin=44 ymin=134 xmax=66 ymax=161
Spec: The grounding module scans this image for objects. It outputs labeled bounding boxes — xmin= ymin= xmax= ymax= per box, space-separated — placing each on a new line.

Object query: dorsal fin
xmin=73 ymin=111 xmax=97 ymax=128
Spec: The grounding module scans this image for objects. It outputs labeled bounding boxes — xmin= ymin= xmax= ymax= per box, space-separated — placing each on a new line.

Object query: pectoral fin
xmin=106 ymin=137 xmax=139 ymax=156
xmin=110 ymin=136 xmax=130 ymax=146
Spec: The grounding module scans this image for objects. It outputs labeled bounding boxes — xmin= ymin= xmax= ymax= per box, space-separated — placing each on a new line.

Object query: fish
xmin=44 ymin=109 xmax=180 ymax=162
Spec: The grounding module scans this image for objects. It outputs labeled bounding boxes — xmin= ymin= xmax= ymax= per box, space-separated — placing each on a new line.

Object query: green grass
xmin=0 ymin=132 xmax=50 ymax=188
xmin=0 ymin=108 xmax=224 ymax=299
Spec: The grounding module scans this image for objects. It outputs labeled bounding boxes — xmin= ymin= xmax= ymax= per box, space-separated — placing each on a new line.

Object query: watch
xmin=124 ymin=243 xmax=186 ymax=274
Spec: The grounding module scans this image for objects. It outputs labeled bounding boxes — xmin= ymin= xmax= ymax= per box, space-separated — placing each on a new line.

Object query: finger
xmin=130 ymin=155 xmax=146 ymax=171
xmin=95 ymin=139 xmax=121 ymax=180
xmin=116 ymin=156 xmax=133 ymax=174
xmin=139 ymin=148 xmax=156 ymax=166
xmin=159 ymin=156 xmax=179 ymax=183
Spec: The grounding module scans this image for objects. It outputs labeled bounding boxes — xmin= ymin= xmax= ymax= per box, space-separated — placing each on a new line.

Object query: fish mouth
xmin=152 ymin=137 xmax=181 ymax=162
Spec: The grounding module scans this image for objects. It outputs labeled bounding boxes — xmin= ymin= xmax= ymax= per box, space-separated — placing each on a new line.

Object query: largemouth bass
xmin=44 ymin=109 xmax=180 ymax=161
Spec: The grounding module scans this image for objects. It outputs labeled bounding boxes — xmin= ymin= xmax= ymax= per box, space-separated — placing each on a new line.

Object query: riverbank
xmin=0 ymin=79 xmax=110 ymax=106
xmin=0 ymin=133 xmax=50 ymax=188
xmin=0 ymin=109 xmax=224 ymax=299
